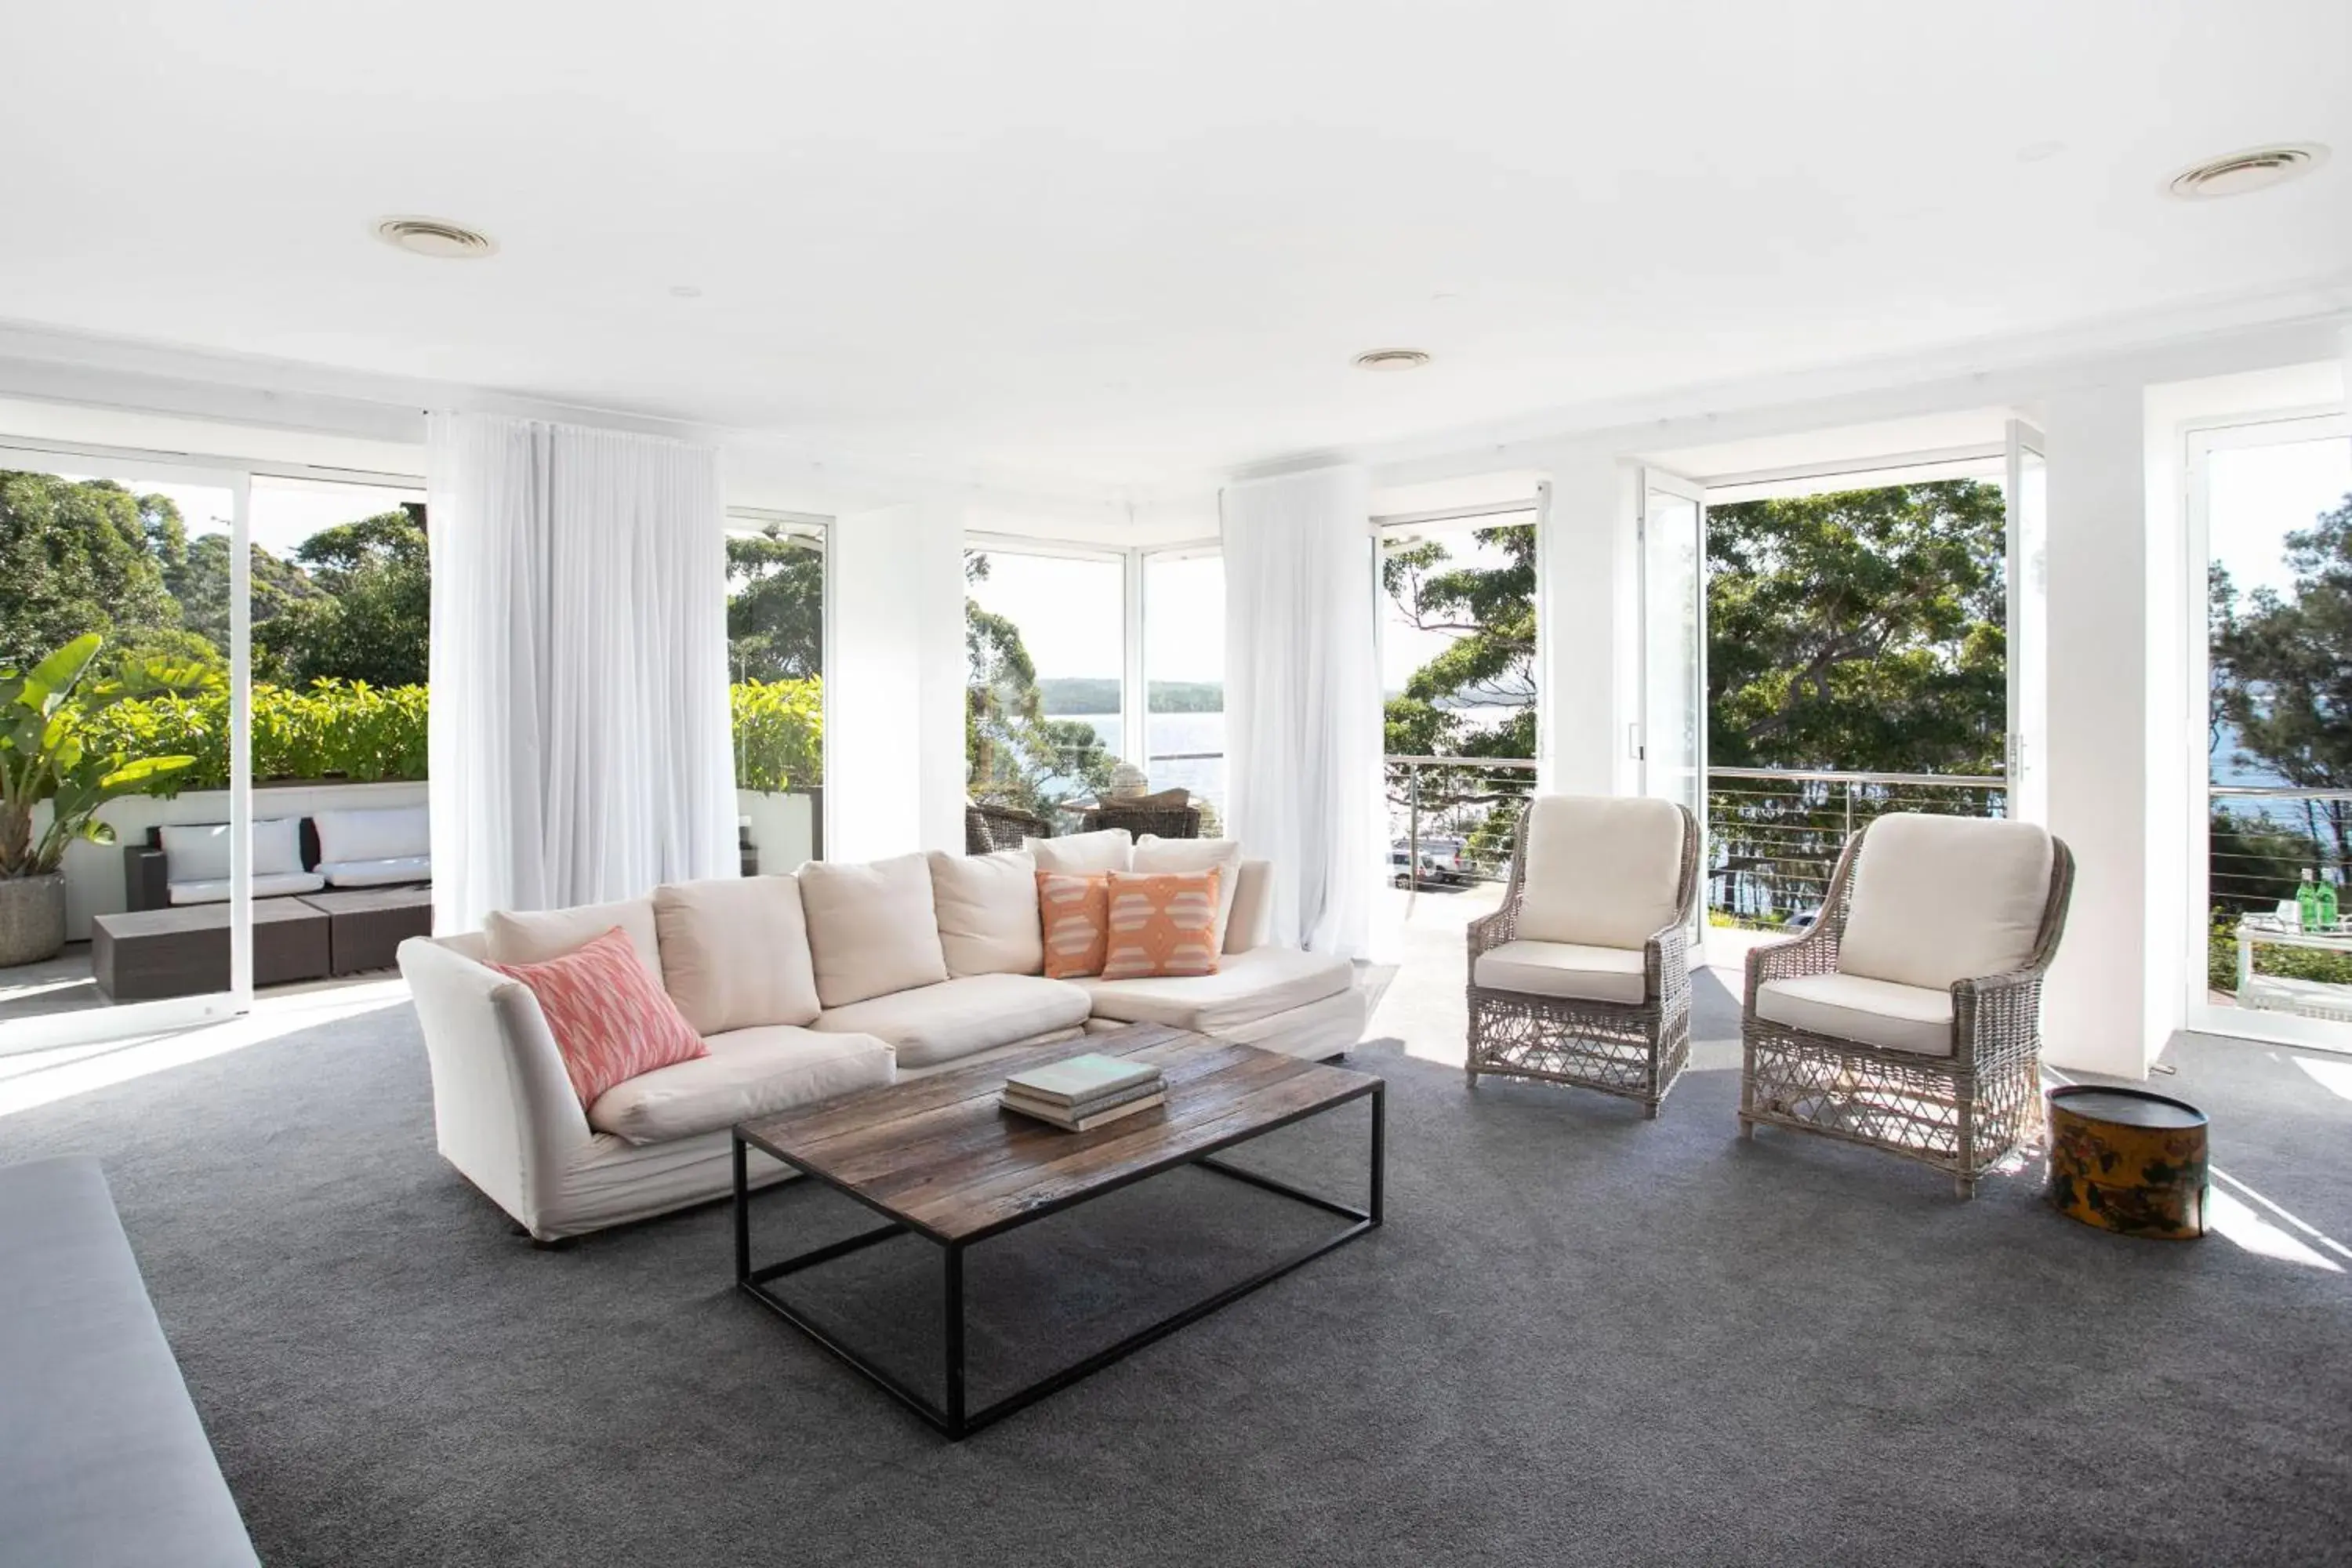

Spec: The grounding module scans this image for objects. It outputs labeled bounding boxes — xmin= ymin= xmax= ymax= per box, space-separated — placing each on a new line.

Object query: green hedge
xmin=80 ymin=676 xmax=824 ymax=794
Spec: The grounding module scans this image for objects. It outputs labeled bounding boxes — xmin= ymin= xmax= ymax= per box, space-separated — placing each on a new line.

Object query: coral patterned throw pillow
xmin=1101 ymin=868 xmax=1223 ymax=981
xmin=1037 ymin=871 xmax=1110 ymax=979
xmin=488 ymin=925 xmax=708 ymax=1107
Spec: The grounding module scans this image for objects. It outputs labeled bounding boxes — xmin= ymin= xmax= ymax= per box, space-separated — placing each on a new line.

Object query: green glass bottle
xmin=2299 ymin=869 xmax=2321 ymax=932
xmin=2320 ymin=871 xmax=2340 ymax=932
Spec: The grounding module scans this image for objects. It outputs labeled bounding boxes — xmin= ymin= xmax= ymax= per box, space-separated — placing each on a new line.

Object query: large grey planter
xmin=0 ymin=873 xmax=68 ymax=969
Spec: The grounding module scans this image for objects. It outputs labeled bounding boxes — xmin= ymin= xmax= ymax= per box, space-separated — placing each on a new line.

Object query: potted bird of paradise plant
xmin=0 ymin=635 xmax=204 ymax=967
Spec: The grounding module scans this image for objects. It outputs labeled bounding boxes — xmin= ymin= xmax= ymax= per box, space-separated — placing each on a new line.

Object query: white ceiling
xmin=2 ymin=2 xmax=2347 ymax=492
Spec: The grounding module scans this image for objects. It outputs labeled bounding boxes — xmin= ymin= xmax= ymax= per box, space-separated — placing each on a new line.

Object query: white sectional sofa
xmin=397 ymin=835 xmax=1367 ymax=1240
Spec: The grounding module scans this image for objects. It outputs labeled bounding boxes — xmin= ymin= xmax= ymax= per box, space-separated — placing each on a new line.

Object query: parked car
xmin=1390 ymin=837 xmax=1472 ymax=887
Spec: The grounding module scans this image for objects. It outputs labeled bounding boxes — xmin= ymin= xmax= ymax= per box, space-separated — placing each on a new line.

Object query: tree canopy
xmin=724 ymin=525 xmax=825 ymax=681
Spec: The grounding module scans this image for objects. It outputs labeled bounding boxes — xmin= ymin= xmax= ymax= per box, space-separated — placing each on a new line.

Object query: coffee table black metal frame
xmin=731 ymin=1078 xmax=1385 ymax=1439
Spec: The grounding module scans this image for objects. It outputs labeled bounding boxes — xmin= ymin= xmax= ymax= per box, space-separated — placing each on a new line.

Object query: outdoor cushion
xmin=1101 ymin=869 xmax=1221 ymax=980
xmin=1025 ymin=828 xmax=1133 ymax=875
xmin=1132 ymin=835 xmax=1244 ymax=951
xmin=484 ymin=895 xmax=665 ymax=989
xmin=653 ymin=875 xmax=822 ymax=1033
xmin=317 ymin=855 xmax=432 ymax=887
xmin=1078 ymin=946 xmax=1352 ymax=1034
xmin=927 ymin=849 xmax=1044 ymax=977
xmin=586 ymin=1023 xmax=892 ymax=1144
xmin=1836 ymin=814 xmax=2054 ymax=992
xmin=1514 ymin=795 xmax=1686 ymax=949
xmin=487 ymin=927 xmax=708 ymax=1107
xmin=811 ymin=974 xmax=1091 ymax=1068
xmin=311 ymin=804 xmax=430 ymax=865
xmin=161 ymin=818 xmax=304 ymax=883
xmin=1474 ymin=939 xmax=1646 ymax=1004
xmin=797 ymin=853 xmax=950 ymax=1007
xmin=166 ymin=870 xmax=325 ymax=906
xmin=1754 ymin=972 xmax=1955 ymax=1057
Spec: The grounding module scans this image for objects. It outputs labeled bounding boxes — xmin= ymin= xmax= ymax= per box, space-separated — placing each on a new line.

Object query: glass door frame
xmin=1637 ymin=467 xmax=1708 ymax=946
xmin=2181 ymin=407 xmax=2352 ymax=1052
xmin=724 ymin=507 xmax=835 ymax=858
xmin=0 ymin=439 xmax=255 ymax=1055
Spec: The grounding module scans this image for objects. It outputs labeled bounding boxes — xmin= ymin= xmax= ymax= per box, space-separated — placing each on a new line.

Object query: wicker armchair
xmin=965 ymin=800 xmax=1049 ymax=855
xmin=1466 ymin=796 xmax=1700 ymax=1117
xmin=1739 ymin=812 xmax=2074 ymax=1198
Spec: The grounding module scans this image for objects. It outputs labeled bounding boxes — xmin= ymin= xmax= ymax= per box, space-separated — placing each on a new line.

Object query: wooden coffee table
xmin=732 ymin=1022 xmax=1385 ymax=1438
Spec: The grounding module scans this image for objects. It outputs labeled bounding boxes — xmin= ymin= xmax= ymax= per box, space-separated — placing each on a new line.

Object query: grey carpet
xmin=5 ymin=984 xmax=2350 ymax=1568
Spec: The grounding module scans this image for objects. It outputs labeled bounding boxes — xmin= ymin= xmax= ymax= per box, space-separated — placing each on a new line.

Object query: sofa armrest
xmin=122 ymin=844 xmax=170 ymax=913
xmin=397 ymin=937 xmax=593 ymax=1237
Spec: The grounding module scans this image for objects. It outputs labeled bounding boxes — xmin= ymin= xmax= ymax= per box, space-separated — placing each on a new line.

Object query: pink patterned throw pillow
xmin=488 ymin=925 xmax=707 ymax=1108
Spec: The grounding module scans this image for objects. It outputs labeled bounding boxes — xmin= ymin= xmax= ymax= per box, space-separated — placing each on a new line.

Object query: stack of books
xmin=1000 ymin=1054 xmax=1167 ymax=1132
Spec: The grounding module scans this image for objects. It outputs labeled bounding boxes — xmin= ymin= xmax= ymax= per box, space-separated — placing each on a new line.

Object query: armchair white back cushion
xmin=653 ymin=875 xmax=822 ymax=1032
xmin=1025 ymin=829 xmax=1133 ymax=875
xmin=160 ymin=818 xmax=304 ymax=881
xmin=798 ymin=852 xmax=951 ymax=1007
xmin=1515 ymin=795 xmax=1687 ymax=950
xmin=313 ymin=805 xmax=430 ymax=864
xmin=1835 ymin=814 xmax=2054 ymax=991
xmin=927 ymin=849 xmax=1044 ymax=977
xmin=484 ymin=897 xmax=666 ymax=989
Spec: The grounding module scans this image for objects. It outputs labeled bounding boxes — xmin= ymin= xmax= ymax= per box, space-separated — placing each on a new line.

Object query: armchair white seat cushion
xmin=1753 ymin=973 xmax=1954 ymax=1058
xmin=586 ymin=1024 xmax=892 ymax=1144
xmin=1835 ymin=815 xmax=2055 ymax=991
xmin=927 ymin=849 xmax=1044 ymax=977
xmin=168 ymin=870 xmax=325 ymax=905
xmin=652 ymin=875 xmax=821 ymax=1033
xmin=315 ymin=855 xmax=431 ymax=888
xmin=811 ymin=974 xmax=1091 ymax=1068
xmin=484 ymin=896 xmax=665 ymax=989
xmin=1474 ymin=939 xmax=1646 ymax=1005
xmin=1078 ymin=946 xmax=1351 ymax=1033
xmin=1513 ymin=796 xmax=1688 ymax=949
xmin=797 ymin=852 xmax=949 ymax=1007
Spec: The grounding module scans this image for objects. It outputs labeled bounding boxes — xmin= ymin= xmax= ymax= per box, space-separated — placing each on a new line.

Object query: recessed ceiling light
xmin=2165 ymin=143 xmax=2328 ymax=200
xmin=2016 ymin=140 xmax=2067 ymax=164
xmin=669 ymin=284 xmax=703 ymax=299
xmin=372 ymin=216 xmax=496 ymax=259
xmin=1354 ymin=348 xmax=1432 ymax=372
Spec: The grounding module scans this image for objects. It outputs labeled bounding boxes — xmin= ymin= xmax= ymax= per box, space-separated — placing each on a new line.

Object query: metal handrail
xmin=1385 ymin=753 xmax=1539 ymax=769
xmin=2210 ymin=784 xmax=2352 ymax=802
xmin=1710 ymin=765 xmax=2006 ymax=789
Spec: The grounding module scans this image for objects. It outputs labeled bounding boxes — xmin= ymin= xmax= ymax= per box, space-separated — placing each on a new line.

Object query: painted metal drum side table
xmin=2045 ymin=1085 xmax=2209 ymax=1240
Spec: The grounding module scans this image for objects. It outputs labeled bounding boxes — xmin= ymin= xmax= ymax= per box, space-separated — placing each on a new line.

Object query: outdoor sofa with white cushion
xmin=397 ymin=832 xmax=1367 ymax=1240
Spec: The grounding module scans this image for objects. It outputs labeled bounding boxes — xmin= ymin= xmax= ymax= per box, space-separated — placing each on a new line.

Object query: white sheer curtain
xmin=427 ymin=412 xmax=736 ymax=931
xmin=1221 ymin=465 xmax=1383 ymax=958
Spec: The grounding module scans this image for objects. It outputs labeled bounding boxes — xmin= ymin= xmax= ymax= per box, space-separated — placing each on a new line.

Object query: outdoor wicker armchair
xmin=965 ymin=800 xmax=1049 ymax=855
xmin=1466 ymin=795 xmax=1700 ymax=1117
xmin=1739 ymin=811 xmax=2074 ymax=1198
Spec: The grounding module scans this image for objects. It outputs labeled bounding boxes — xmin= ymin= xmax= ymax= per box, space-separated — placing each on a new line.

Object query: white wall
xmin=826 ymin=502 xmax=967 ymax=860
xmin=1537 ymin=450 xmax=1640 ymax=797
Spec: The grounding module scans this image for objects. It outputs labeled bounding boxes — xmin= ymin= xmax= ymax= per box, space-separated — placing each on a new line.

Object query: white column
xmin=827 ymin=501 xmax=967 ymax=861
xmin=1538 ymin=448 xmax=1640 ymax=797
xmin=2040 ymin=383 xmax=2183 ymax=1076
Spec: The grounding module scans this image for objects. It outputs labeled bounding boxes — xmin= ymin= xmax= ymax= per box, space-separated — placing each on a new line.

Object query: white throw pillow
xmin=652 ymin=876 xmax=822 ymax=1033
xmin=1514 ymin=795 xmax=1686 ymax=950
xmin=1836 ymin=814 xmax=2054 ymax=992
xmin=1025 ymin=828 xmax=1133 ymax=875
xmin=313 ymin=804 xmax=430 ymax=865
xmin=797 ymin=852 xmax=951 ymax=1007
xmin=485 ymin=897 xmax=666 ymax=989
xmin=927 ymin=850 xmax=1044 ymax=978
xmin=1132 ymin=836 xmax=1244 ymax=953
xmin=160 ymin=818 xmax=303 ymax=881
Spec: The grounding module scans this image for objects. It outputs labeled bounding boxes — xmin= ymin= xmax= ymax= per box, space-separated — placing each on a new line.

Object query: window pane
xmin=726 ymin=518 xmax=825 ymax=868
xmin=965 ymin=548 xmax=1123 ymax=832
xmin=1144 ymin=553 xmax=1225 ymax=833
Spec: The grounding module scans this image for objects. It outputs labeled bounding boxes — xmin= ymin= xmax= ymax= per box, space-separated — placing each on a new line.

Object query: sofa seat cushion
xmin=1474 ymin=939 xmax=1646 ymax=1004
xmin=317 ymin=855 xmax=432 ymax=888
xmin=587 ymin=1024 xmax=893 ymax=1144
xmin=1754 ymin=973 xmax=1955 ymax=1058
xmin=1078 ymin=946 xmax=1352 ymax=1034
xmin=811 ymin=974 xmax=1093 ymax=1068
xmin=168 ymin=870 xmax=326 ymax=906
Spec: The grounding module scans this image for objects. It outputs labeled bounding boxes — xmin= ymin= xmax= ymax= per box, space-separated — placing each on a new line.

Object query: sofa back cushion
xmin=1836 ymin=814 xmax=2055 ymax=991
xmin=1038 ymin=871 xmax=1111 ymax=979
xmin=1515 ymin=795 xmax=1686 ymax=950
xmin=485 ymin=896 xmax=666 ymax=989
xmin=161 ymin=818 xmax=303 ymax=881
xmin=1101 ymin=869 xmax=1222 ymax=981
xmin=1025 ymin=828 xmax=1133 ymax=875
xmin=1224 ymin=860 xmax=1272 ymax=953
xmin=927 ymin=850 xmax=1044 ymax=977
xmin=797 ymin=853 xmax=951 ymax=1007
xmin=487 ymin=926 xmax=707 ymax=1108
xmin=652 ymin=876 xmax=822 ymax=1033
xmin=1132 ymin=836 xmax=1243 ymax=953
xmin=313 ymin=804 xmax=430 ymax=865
